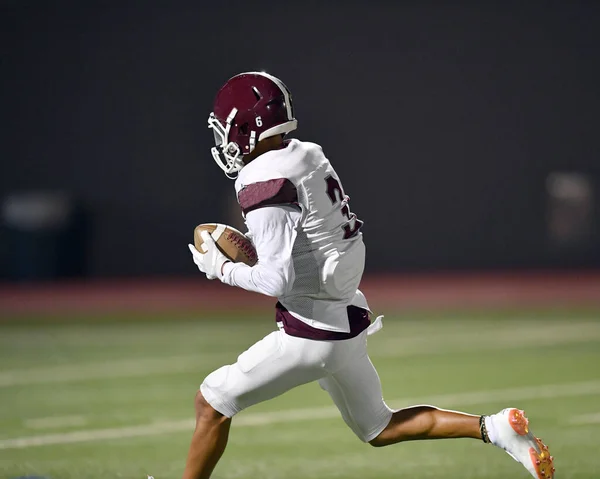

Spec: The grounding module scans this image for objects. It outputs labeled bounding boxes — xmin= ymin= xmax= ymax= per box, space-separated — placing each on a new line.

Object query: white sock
xmin=484 ymin=415 xmax=498 ymax=445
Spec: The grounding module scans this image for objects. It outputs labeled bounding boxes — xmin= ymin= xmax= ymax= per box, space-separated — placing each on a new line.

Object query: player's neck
xmin=243 ymin=136 xmax=285 ymax=165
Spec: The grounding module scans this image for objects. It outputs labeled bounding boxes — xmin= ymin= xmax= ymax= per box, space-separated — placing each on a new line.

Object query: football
xmin=193 ymin=223 xmax=258 ymax=266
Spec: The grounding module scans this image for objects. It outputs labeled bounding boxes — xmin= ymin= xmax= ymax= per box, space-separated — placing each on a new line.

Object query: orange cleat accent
xmin=508 ymin=408 xmax=530 ymax=436
xmin=529 ymin=437 xmax=554 ymax=479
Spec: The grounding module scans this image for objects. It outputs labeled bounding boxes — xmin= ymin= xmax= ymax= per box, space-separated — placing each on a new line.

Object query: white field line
xmin=1 ymin=379 xmax=600 ymax=450
xmin=0 ymin=353 xmax=233 ymax=388
xmin=2 ymin=322 xmax=599 ymax=388
xmin=569 ymin=412 xmax=600 ymax=424
xmin=24 ymin=415 xmax=88 ymax=430
xmin=374 ymin=322 xmax=600 ymax=357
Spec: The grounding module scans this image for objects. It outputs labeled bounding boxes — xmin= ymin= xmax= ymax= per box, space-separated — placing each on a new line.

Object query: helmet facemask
xmin=208 ymin=108 xmax=247 ymax=179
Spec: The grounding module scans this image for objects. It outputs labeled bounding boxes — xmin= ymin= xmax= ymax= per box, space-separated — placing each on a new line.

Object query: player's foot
xmin=486 ymin=408 xmax=554 ymax=478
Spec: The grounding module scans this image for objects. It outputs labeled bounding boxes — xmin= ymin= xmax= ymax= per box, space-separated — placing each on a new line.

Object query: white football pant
xmin=200 ymin=327 xmax=393 ymax=442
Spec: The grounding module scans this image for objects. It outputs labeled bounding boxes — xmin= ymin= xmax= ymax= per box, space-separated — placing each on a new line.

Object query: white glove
xmin=188 ymin=231 xmax=230 ymax=280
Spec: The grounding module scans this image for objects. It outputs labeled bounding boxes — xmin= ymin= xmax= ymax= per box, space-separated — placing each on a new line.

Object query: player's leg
xmin=318 ymin=331 xmax=393 ymax=443
xmin=319 ymin=331 xmax=482 ymax=444
xmin=182 ymin=330 xmax=333 ymax=479
xmin=371 ymin=405 xmax=554 ymax=478
xmin=320 ymin=331 xmax=554 ymax=478
xmin=182 ymin=391 xmax=231 ymax=479
xmin=370 ymin=406 xmax=481 ymax=445
xmin=368 ymin=383 xmax=555 ymax=477
xmin=371 ymin=401 xmax=554 ymax=478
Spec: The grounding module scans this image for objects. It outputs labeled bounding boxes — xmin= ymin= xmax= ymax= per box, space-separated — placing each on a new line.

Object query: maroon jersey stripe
xmin=275 ymin=302 xmax=371 ymax=341
xmin=238 ymin=178 xmax=299 ymax=215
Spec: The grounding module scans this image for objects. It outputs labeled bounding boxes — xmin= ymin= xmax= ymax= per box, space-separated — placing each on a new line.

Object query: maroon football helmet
xmin=208 ymin=72 xmax=297 ymax=178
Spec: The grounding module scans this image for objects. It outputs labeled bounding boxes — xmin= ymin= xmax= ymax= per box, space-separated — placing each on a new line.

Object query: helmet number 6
xmin=255 ymin=116 xmax=263 ymax=127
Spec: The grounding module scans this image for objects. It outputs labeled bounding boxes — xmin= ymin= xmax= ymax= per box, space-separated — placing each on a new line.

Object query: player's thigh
xmin=201 ymin=330 xmax=328 ymax=417
xmin=319 ymin=336 xmax=392 ymax=442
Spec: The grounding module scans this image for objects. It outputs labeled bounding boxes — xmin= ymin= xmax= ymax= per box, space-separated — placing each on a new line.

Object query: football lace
xmin=227 ymin=232 xmax=257 ymax=261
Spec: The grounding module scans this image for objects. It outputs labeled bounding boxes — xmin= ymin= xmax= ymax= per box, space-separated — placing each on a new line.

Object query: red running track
xmin=1 ymin=271 xmax=599 ymax=317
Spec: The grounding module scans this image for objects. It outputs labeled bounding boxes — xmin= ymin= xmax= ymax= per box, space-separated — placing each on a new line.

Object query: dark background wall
xmin=1 ymin=0 xmax=599 ymax=278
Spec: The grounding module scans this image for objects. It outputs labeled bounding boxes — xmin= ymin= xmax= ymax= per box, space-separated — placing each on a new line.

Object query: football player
xmin=185 ymin=72 xmax=554 ymax=479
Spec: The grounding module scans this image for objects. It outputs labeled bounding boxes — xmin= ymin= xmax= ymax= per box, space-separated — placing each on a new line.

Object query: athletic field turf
xmin=1 ymin=308 xmax=599 ymax=479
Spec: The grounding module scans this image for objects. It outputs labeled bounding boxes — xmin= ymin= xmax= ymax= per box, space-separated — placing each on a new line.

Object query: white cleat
xmin=488 ymin=408 xmax=555 ymax=478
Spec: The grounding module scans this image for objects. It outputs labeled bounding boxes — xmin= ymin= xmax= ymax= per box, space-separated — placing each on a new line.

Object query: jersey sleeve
xmin=237 ymin=178 xmax=299 ymax=215
xmin=221 ymin=205 xmax=301 ymax=298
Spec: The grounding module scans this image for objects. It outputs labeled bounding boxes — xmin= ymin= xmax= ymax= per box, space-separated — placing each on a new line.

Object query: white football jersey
xmin=233 ymin=139 xmax=369 ymax=333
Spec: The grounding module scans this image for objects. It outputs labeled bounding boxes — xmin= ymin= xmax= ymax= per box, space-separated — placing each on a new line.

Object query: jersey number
xmin=325 ymin=175 xmax=363 ymax=239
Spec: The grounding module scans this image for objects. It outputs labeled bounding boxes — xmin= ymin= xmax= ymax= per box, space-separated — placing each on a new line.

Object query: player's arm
xmin=221 ymin=205 xmax=300 ymax=297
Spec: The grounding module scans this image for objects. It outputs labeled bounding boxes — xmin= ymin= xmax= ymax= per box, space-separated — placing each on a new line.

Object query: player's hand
xmin=188 ymin=231 xmax=230 ymax=280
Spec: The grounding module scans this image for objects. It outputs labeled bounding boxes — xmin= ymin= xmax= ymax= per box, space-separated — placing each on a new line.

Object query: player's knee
xmin=194 ymin=390 xmax=227 ymax=424
xmin=369 ymin=425 xmax=407 ymax=447
xmin=368 ymin=420 xmax=396 ymax=447
xmin=368 ymin=434 xmax=391 ymax=448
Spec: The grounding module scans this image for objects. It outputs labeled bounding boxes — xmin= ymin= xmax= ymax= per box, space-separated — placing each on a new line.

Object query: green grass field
xmin=1 ymin=308 xmax=599 ymax=479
